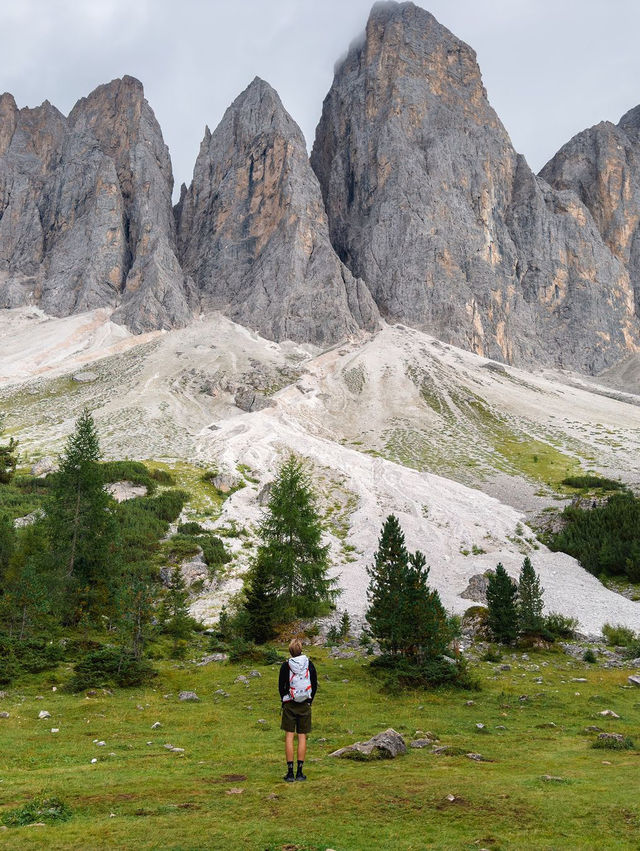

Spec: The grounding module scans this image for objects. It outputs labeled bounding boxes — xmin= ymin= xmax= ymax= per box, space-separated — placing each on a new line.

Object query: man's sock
xmin=283 ymin=760 xmax=294 ymax=780
xmin=296 ymin=760 xmax=306 ymax=779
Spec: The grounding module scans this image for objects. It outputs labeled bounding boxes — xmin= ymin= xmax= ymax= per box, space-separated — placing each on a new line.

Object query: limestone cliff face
xmin=311 ymin=1 xmax=639 ymax=370
xmin=541 ymin=107 xmax=640 ymax=319
xmin=0 ymin=77 xmax=194 ymax=332
xmin=176 ymin=77 xmax=379 ymax=345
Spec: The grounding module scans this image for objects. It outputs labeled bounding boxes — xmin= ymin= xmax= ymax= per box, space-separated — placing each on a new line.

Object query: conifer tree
xmin=160 ymin=566 xmax=193 ymax=654
xmin=0 ymin=420 xmax=18 ymax=485
xmin=244 ymin=558 xmax=278 ymax=643
xmin=517 ymin=556 xmax=544 ymax=635
xmin=367 ymin=517 xmax=450 ymax=659
xmin=249 ymin=455 xmax=335 ymax=624
xmin=486 ymin=563 xmax=518 ymax=644
xmin=45 ymin=409 xmax=117 ymax=623
xmin=366 ymin=514 xmax=409 ymax=655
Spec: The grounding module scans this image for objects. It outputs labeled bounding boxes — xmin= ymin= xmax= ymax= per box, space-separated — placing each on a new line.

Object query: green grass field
xmin=1 ymin=649 xmax=639 ymax=850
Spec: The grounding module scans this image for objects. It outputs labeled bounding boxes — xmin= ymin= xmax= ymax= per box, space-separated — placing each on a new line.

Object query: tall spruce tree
xmin=248 ymin=455 xmax=335 ymax=625
xmin=45 ymin=409 xmax=117 ymax=623
xmin=367 ymin=516 xmax=450 ymax=659
xmin=366 ymin=514 xmax=409 ymax=655
xmin=160 ymin=565 xmax=193 ymax=655
xmin=517 ymin=556 xmax=544 ymax=635
xmin=486 ymin=563 xmax=518 ymax=644
xmin=244 ymin=558 xmax=278 ymax=643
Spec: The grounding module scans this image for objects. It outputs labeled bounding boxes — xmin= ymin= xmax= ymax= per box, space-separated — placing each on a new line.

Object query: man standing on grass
xmin=279 ymin=638 xmax=318 ymax=782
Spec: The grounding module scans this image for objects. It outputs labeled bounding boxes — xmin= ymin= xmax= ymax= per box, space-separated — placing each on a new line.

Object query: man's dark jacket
xmin=279 ymin=656 xmax=318 ymax=704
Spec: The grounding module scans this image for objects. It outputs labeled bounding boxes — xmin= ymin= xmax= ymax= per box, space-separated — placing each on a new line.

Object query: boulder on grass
xmin=329 ymin=728 xmax=406 ymax=760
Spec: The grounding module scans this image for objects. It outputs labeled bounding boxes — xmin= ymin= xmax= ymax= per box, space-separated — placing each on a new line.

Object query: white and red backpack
xmin=288 ymin=655 xmax=312 ymax=703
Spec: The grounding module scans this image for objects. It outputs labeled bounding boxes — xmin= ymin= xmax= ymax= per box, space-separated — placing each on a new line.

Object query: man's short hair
xmin=289 ymin=638 xmax=302 ymax=657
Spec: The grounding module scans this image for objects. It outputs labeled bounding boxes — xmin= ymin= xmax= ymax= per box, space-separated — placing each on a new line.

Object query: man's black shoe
xmin=283 ymin=771 xmax=295 ymax=782
xmin=295 ymin=770 xmax=307 ymax=781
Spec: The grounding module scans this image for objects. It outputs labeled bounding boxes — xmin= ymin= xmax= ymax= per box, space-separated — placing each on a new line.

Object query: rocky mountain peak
xmin=312 ymin=0 xmax=638 ymax=371
xmin=619 ymin=104 xmax=640 ymax=135
xmin=176 ymin=76 xmax=379 ymax=344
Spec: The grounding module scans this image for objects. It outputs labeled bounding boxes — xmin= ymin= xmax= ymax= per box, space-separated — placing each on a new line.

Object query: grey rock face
xmin=177 ymin=77 xmax=379 ymax=345
xmin=311 ymin=1 xmax=639 ymax=371
xmin=540 ymin=108 xmax=640 ymax=319
xmin=0 ymin=77 xmax=193 ymax=332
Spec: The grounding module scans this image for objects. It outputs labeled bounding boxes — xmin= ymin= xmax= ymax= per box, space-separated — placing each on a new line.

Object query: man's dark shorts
xmin=281 ymin=700 xmax=312 ymax=734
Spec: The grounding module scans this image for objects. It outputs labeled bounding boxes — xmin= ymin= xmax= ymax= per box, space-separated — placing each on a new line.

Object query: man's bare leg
xmin=297 ymin=733 xmax=307 ymax=762
xmin=285 ymin=731 xmax=295 ymax=762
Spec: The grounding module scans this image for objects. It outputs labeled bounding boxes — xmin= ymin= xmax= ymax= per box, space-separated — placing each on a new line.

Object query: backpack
xmin=288 ymin=661 xmax=312 ymax=703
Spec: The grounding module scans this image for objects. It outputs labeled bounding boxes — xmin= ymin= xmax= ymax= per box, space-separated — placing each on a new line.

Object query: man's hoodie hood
xmin=288 ymin=654 xmax=309 ymax=675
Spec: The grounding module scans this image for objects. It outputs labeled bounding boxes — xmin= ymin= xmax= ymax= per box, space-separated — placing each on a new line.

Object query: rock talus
xmin=311 ymin=0 xmax=639 ymax=370
xmin=176 ymin=77 xmax=379 ymax=345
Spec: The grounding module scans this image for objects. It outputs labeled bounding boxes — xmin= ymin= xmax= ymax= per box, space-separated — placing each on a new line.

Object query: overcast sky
xmin=2 ymin=0 xmax=639 ymax=199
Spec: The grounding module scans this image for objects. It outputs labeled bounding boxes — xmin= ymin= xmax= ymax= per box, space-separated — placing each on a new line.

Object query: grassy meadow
xmin=1 ymin=648 xmax=639 ymax=850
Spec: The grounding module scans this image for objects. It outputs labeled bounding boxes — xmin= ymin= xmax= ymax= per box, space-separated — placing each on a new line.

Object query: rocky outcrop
xmin=0 ymin=77 xmax=194 ymax=331
xmin=311 ymin=1 xmax=639 ymax=371
xmin=540 ymin=107 xmax=640 ymax=319
xmin=176 ymin=77 xmax=379 ymax=345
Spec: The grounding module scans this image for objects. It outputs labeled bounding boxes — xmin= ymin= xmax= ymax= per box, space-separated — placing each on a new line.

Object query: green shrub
xmin=561 ymin=475 xmax=627 ymax=491
xmin=0 ymin=636 xmax=63 ymax=683
xmin=147 ymin=489 xmax=190 ymax=523
xmin=100 ymin=460 xmax=157 ymax=495
xmin=481 ymin=645 xmax=503 ymax=663
xmin=150 ymin=469 xmax=175 ymax=485
xmin=549 ymin=492 xmax=640 ymax=581
xmin=582 ymin=649 xmax=597 ymax=663
xmin=178 ymin=521 xmax=206 ymax=535
xmin=200 ymin=535 xmax=232 ymax=569
xmin=227 ymin=638 xmax=282 ymax=665
xmin=602 ymin=623 xmax=637 ymax=647
xmin=544 ymin=612 xmax=579 ymax=640
xmin=66 ymin=647 xmax=156 ymax=691
xmin=592 ymin=735 xmax=635 ymax=751
xmin=2 ymin=795 xmax=72 ymax=827
xmin=370 ymin=654 xmax=480 ymax=693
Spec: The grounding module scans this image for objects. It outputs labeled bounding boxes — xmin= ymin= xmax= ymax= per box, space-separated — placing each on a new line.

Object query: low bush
xmin=602 ymin=623 xmax=637 ymax=647
xmin=66 ymin=647 xmax=156 ymax=691
xmin=370 ymin=654 xmax=480 ymax=693
xmin=178 ymin=521 xmax=206 ymax=535
xmin=582 ymin=649 xmax=597 ymax=663
xmin=1 ymin=795 xmax=72 ymax=827
xmin=227 ymin=638 xmax=282 ymax=665
xmin=592 ymin=735 xmax=635 ymax=751
xmin=0 ymin=636 xmax=63 ymax=683
xmin=150 ymin=469 xmax=175 ymax=485
xmin=544 ymin=612 xmax=578 ymax=640
xmin=100 ymin=460 xmax=157 ymax=495
xmin=561 ymin=475 xmax=627 ymax=491
xmin=481 ymin=645 xmax=503 ymax=663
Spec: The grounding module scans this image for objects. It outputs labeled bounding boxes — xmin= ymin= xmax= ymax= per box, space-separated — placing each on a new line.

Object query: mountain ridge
xmin=1 ymin=2 xmax=640 ymax=373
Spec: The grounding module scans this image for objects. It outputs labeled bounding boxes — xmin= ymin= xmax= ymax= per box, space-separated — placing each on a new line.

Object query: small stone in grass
xmin=151 ymin=721 xmax=161 ymax=729
xmin=51 ymin=728 xmax=59 ymax=733
xmin=38 ymin=710 xmax=51 ymax=719
xmin=91 ymin=758 xmax=98 ymax=764
xmin=179 ymin=691 xmax=200 ymax=702
xmin=541 ymin=775 xmax=565 ymax=782
xmin=0 ymin=712 xmax=9 ymax=719
xmin=226 ymin=788 xmax=244 ymax=795
xmin=598 ymin=710 xmax=620 ymax=718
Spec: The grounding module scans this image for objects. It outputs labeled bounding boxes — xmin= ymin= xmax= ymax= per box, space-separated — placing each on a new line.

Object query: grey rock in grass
xmin=198 ymin=653 xmax=228 ymax=666
xmin=38 ymin=710 xmax=51 ymax=719
xmin=329 ymin=728 xmax=406 ymax=760
xmin=598 ymin=709 xmax=620 ymax=718
xmin=178 ymin=691 xmax=200 ymax=702
xmin=311 ymin=1 xmax=639 ymax=372
xmin=72 ymin=372 xmax=99 ymax=383
xmin=234 ymin=675 xmax=250 ymax=685
xmin=176 ymin=77 xmax=379 ymax=346
xmin=628 ymin=675 xmax=640 ymax=687
xmin=0 ymin=711 xmax=9 ymax=718
xmin=410 ymin=738 xmax=435 ymax=749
